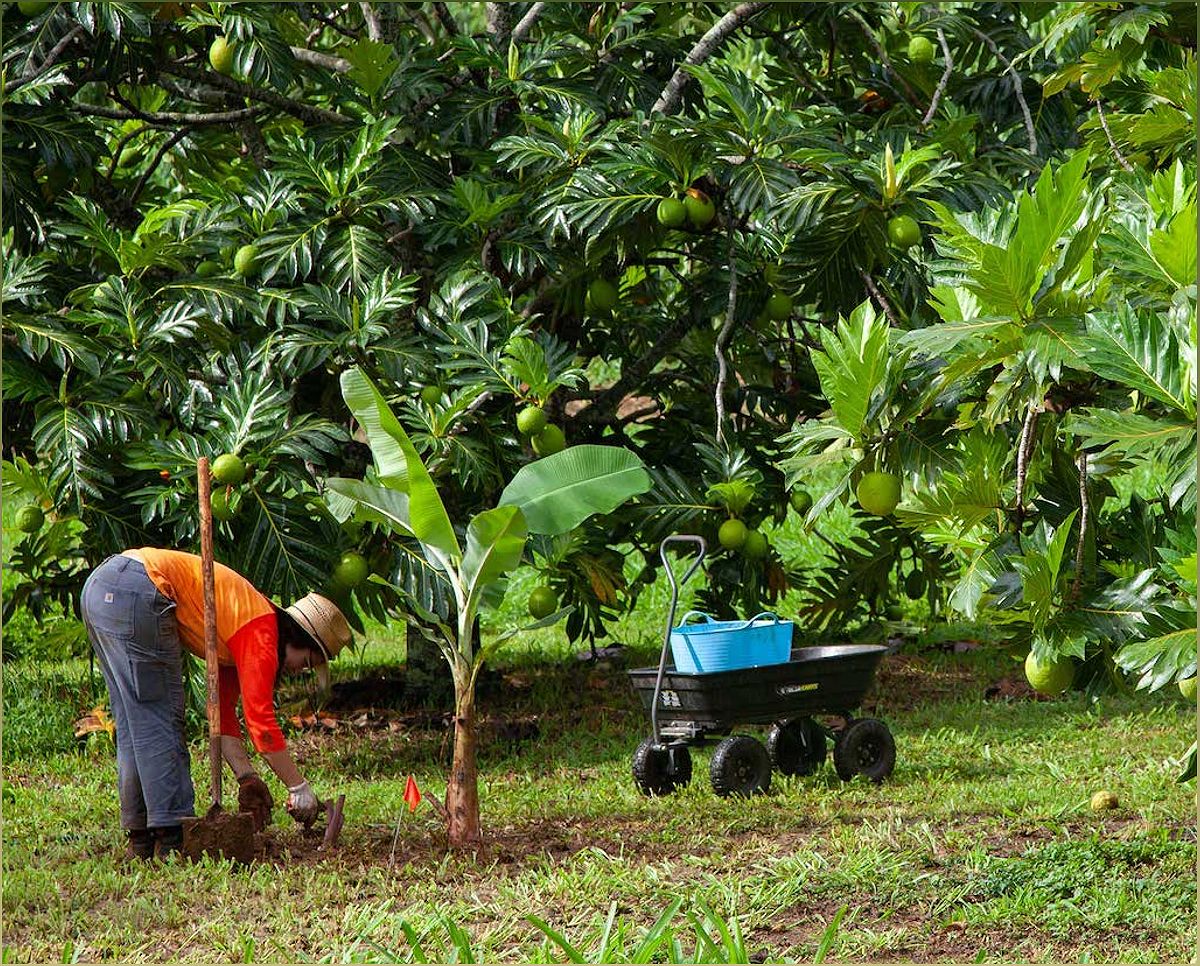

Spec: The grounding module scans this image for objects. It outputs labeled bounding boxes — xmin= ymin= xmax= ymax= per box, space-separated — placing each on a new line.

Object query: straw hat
xmin=285 ymin=593 xmax=351 ymax=689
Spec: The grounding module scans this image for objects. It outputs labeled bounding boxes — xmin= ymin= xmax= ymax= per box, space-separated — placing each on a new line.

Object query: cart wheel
xmin=767 ymin=717 xmax=827 ymax=776
xmin=710 ymin=735 xmax=772 ymax=798
xmin=832 ymin=718 xmax=895 ymax=783
xmin=632 ymin=738 xmax=692 ymax=796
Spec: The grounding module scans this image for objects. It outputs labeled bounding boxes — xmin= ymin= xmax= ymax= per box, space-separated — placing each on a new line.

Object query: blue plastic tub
xmin=668 ymin=612 xmax=793 ymax=674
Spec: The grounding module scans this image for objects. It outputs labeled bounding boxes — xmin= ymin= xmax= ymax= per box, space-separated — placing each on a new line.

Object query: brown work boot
xmin=152 ymin=825 xmax=184 ymax=860
xmin=124 ymin=828 xmax=155 ymax=862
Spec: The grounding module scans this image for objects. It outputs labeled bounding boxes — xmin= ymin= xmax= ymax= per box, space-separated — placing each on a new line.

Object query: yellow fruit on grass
xmin=527 ymin=586 xmax=557 ymax=619
xmin=718 ymin=518 xmax=748 ymax=551
xmin=1090 ymin=790 xmax=1118 ymax=811
xmin=1024 ymin=651 xmax=1074 ymax=696
xmin=856 ymin=472 xmax=901 ymax=516
xmin=212 ymin=453 xmax=245 ymax=486
xmin=1179 ymin=677 xmax=1196 ymax=701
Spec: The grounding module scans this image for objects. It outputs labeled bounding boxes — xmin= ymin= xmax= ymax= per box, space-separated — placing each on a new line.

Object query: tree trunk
xmin=445 ymin=680 xmax=482 ymax=848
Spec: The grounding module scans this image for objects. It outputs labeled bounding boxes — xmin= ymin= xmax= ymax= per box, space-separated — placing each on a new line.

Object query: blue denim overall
xmin=80 ymin=555 xmax=195 ymax=830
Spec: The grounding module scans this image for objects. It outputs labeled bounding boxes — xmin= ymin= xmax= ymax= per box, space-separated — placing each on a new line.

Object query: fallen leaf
xmin=74 ymin=706 xmax=115 ymax=739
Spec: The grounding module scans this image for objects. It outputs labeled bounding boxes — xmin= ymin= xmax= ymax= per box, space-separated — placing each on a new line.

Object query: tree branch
xmin=846 ymin=8 xmax=921 ymax=109
xmin=859 ymin=269 xmax=901 ymax=329
xmin=164 ymin=63 xmax=352 ymax=126
xmin=921 ymin=28 xmax=953 ymax=126
xmin=76 ymin=101 xmax=264 ymax=128
xmin=575 ymin=309 xmax=698 ymax=427
xmin=1015 ymin=404 xmax=1040 ymax=522
xmin=714 ymin=217 xmax=739 ymax=444
xmin=359 ymin=1 xmax=383 ymax=41
xmin=1070 ymin=452 xmax=1089 ymax=602
xmin=618 ymin=402 xmax=661 ymax=426
xmin=308 ymin=5 xmax=359 ymax=42
xmin=651 ymin=2 xmax=770 ymax=115
xmin=10 ymin=24 xmax=85 ymax=93
xmin=486 ymin=3 xmax=513 ymax=46
xmin=429 ymin=2 xmax=459 ymax=38
xmin=130 ymin=127 xmax=189 ymax=204
xmin=156 ymin=75 xmax=227 ymax=108
xmin=102 ymin=124 xmax=149 ymax=185
xmin=238 ymin=116 xmax=270 ymax=168
xmin=1095 ymin=99 xmax=1134 ymax=173
xmin=403 ymin=7 xmax=439 ymax=45
xmin=511 ymin=2 xmax=547 ymax=45
xmin=969 ymin=26 xmax=1037 ymax=154
xmin=290 ymin=46 xmax=351 ymax=73
xmin=410 ymin=68 xmax=473 ymax=117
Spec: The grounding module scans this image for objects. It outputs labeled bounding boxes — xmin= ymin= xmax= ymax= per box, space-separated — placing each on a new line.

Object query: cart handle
xmin=672 ymin=610 xmax=783 ymax=631
xmin=652 ymin=535 xmax=706 ymax=746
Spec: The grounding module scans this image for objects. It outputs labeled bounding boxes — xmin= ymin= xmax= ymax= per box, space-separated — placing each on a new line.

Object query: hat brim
xmin=284 ymin=593 xmax=351 ymax=661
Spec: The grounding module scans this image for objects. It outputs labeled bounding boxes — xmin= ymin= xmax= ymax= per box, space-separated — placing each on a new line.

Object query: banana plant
xmin=327 ymin=367 xmax=650 ymax=847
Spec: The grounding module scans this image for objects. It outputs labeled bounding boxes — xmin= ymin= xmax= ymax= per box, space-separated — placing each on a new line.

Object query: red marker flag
xmin=403 ymin=774 xmax=422 ymax=813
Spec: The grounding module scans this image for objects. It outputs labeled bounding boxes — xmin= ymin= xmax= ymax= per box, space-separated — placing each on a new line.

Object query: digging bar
xmin=198 ymin=456 xmax=223 ymax=812
xmin=181 ymin=457 xmax=255 ymax=862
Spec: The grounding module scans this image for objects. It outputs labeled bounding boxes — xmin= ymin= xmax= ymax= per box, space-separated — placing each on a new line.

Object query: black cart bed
xmin=629 ymin=643 xmax=886 ymax=737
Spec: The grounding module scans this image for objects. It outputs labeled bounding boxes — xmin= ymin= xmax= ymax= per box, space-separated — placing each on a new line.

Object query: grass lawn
xmin=3 ymin=625 xmax=1196 ymax=963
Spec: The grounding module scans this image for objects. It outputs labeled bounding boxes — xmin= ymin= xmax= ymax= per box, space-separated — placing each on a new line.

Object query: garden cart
xmin=628 ymin=535 xmax=897 ymax=797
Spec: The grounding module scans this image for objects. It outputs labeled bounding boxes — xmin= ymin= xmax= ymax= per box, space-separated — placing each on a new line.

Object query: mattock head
xmin=319 ymin=794 xmax=347 ymax=851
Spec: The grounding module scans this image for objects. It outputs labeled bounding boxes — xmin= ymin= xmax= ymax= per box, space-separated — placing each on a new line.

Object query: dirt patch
xmin=253 ymin=811 xmax=680 ymax=871
xmin=754 ymin=898 xmax=1045 ymax=963
xmin=984 ymin=675 xmax=1050 ymax=702
xmin=982 ymin=817 xmax=1197 ymax=856
xmin=243 ymin=808 xmax=830 ymax=877
xmin=862 ymin=654 xmax=978 ymax=713
xmin=181 ymin=808 xmax=256 ymax=864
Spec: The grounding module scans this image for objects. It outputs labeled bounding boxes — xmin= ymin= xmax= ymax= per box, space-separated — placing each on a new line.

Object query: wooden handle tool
xmin=198 ymin=457 xmax=222 ymax=810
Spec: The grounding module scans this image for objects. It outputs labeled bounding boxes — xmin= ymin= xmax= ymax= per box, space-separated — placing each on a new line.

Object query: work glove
xmin=237 ymin=773 xmax=274 ymax=832
xmin=285 ymin=780 xmax=322 ymax=826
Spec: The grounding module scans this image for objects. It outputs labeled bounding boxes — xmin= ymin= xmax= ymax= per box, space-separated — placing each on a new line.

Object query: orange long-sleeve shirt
xmin=123 ymin=548 xmax=287 ymax=752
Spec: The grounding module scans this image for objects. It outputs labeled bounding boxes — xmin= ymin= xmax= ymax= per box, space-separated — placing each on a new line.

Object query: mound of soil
xmin=182 ymin=807 xmax=256 ymax=864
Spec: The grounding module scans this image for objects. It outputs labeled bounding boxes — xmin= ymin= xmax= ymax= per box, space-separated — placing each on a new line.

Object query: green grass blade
xmin=813 ymin=905 xmax=847 ymax=964
xmin=631 ymin=898 xmax=682 ymax=964
xmin=525 ymin=914 xmax=586 ymax=964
